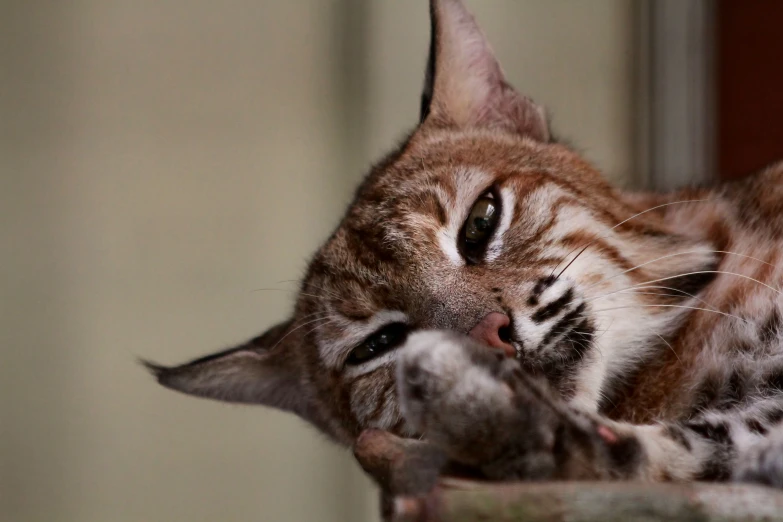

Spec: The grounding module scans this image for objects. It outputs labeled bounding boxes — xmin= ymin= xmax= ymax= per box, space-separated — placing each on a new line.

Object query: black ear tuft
xmin=420 ymin=0 xmax=438 ymax=122
xmin=140 ymin=358 xmax=166 ymax=380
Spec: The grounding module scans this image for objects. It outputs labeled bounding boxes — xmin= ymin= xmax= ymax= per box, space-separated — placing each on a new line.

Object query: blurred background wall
xmin=1 ymin=1 xmax=635 ymax=521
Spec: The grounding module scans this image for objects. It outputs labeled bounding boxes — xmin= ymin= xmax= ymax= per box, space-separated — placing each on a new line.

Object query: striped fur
xmin=147 ymin=0 xmax=783 ymax=487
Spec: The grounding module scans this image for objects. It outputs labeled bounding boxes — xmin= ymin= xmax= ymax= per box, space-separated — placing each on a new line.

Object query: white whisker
xmin=609 ymin=199 xmax=714 ymax=231
xmin=587 ymin=285 xmax=719 ymax=312
xmin=654 ymin=333 xmax=681 ymax=363
xmin=593 ymin=303 xmax=749 ymax=323
xmin=553 ymin=199 xmax=713 ymax=279
xmin=583 ymin=250 xmax=778 ymax=294
xmin=635 ymin=270 xmax=781 ymax=297
xmin=277 ymin=279 xmax=345 ymax=302
xmin=270 ymin=315 xmax=337 ymax=351
xmin=300 ymin=319 xmax=339 ymax=340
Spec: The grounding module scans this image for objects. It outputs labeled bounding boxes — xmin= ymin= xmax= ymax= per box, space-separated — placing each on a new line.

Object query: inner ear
xmin=142 ymin=320 xmax=309 ymax=416
xmin=420 ymin=0 xmax=550 ymax=142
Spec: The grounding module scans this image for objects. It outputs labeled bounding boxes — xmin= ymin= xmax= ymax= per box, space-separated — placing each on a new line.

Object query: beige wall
xmin=1 ymin=1 xmax=634 ymax=521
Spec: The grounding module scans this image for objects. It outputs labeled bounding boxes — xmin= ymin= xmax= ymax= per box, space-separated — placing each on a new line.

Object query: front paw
xmin=396 ymin=330 xmax=643 ymax=481
xmin=396 ymin=330 xmax=560 ymax=479
xmin=734 ymin=430 xmax=783 ymax=488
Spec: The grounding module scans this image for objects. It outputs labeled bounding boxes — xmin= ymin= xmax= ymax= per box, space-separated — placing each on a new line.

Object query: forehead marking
xmin=438 ymin=229 xmax=464 ymax=266
xmin=435 ymin=166 xmax=494 ymax=266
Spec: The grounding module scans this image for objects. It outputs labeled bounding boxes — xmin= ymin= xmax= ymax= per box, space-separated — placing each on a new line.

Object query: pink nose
xmin=468 ymin=312 xmax=516 ymax=357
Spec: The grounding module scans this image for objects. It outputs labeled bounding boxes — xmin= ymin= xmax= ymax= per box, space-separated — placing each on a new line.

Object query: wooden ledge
xmin=354 ymin=429 xmax=783 ymax=521
xmin=387 ymin=479 xmax=783 ymax=522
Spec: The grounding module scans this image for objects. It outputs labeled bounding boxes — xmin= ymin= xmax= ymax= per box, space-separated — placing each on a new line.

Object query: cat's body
xmin=147 ymin=0 xmax=783 ymax=487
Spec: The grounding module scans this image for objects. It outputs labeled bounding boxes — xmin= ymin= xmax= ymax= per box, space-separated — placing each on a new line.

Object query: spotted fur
xmin=146 ymin=0 xmax=783 ymax=487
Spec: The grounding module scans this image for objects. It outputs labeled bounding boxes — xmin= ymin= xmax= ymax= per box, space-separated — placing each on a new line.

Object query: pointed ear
xmin=420 ymin=0 xmax=550 ymax=141
xmin=143 ymin=320 xmax=309 ymax=417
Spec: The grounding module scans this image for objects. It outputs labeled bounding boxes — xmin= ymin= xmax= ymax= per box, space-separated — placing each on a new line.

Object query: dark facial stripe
xmin=564 ymin=319 xmax=594 ymax=356
xmin=560 ymin=319 xmax=594 ymax=380
xmin=664 ymin=270 xmax=718 ymax=297
xmin=561 ymin=235 xmax=634 ymax=274
xmin=413 ymin=190 xmax=447 ymax=226
xmin=532 ymin=288 xmax=574 ymax=323
xmin=529 ymin=317 xmax=593 ymax=399
xmin=528 ymin=275 xmax=556 ymax=306
xmin=539 ymin=302 xmax=586 ymax=349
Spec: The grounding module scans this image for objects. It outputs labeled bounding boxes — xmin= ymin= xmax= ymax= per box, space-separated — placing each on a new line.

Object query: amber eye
xmin=460 ymin=191 xmax=499 ymax=262
xmin=346 ymin=323 xmax=408 ymax=366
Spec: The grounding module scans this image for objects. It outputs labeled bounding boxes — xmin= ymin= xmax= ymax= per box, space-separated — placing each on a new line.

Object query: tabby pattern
xmin=146 ymin=0 xmax=783 ymax=487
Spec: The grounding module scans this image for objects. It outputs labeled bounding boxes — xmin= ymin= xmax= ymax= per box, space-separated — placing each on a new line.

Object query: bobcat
xmin=146 ymin=0 xmax=783 ymax=487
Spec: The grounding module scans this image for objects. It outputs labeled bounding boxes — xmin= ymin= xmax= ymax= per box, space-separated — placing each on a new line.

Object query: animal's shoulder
xmin=721 ymin=162 xmax=783 ymax=236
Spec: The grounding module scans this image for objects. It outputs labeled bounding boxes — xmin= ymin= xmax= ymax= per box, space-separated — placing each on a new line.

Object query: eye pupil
xmin=346 ymin=323 xmax=408 ymax=366
xmin=461 ymin=191 xmax=500 ymax=260
xmin=474 ymin=217 xmax=491 ymax=231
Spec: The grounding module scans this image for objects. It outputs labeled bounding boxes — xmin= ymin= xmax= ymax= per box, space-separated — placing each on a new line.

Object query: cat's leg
xmin=397 ymin=330 xmax=783 ymax=483
xmin=734 ymin=422 xmax=783 ymax=487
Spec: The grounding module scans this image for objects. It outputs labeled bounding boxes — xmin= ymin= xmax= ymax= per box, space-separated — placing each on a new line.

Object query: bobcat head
xmin=145 ymin=0 xmax=715 ymax=445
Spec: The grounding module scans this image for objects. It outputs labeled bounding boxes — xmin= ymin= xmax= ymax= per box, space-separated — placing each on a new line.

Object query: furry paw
xmin=395 ymin=330 xmax=560 ymax=479
xmin=395 ymin=330 xmax=642 ymax=481
xmin=734 ymin=429 xmax=783 ymax=488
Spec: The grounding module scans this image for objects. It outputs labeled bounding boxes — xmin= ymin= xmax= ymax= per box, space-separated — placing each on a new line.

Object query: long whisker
xmin=248 ymin=291 xmax=337 ymax=325
xmin=628 ymin=270 xmax=781 ymax=298
xmin=610 ymin=199 xmax=714 ymax=231
xmin=598 ymin=290 xmax=711 ymax=306
xmin=270 ymin=315 xmax=337 ymax=351
xmin=555 ymin=244 xmax=590 ymax=280
xmin=251 ymin=287 xmax=346 ymax=304
xmin=252 ymin=286 xmax=295 ymax=293
xmin=583 ymin=250 xmax=778 ymax=294
xmin=298 ymin=280 xmax=345 ymax=301
xmin=587 ymin=285 xmax=718 ymax=311
xmin=565 ymin=335 xmax=591 ymax=362
xmin=654 ymin=333 xmax=681 ymax=363
xmin=300 ymin=318 xmax=339 ymax=341
xmin=593 ymin=303 xmax=749 ymax=323
xmin=592 ymin=318 xmax=614 ymax=359
xmin=552 ymin=199 xmax=713 ymax=279
xmin=293 ymin=310 xmax=336 ymax=323
xmin=596 ymin=284 xmax=704 ymax=301
xmin=541 ymin=319 xmax=601 ymax=355
xmin=277 ymin=279 xmax=345 ymax=301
